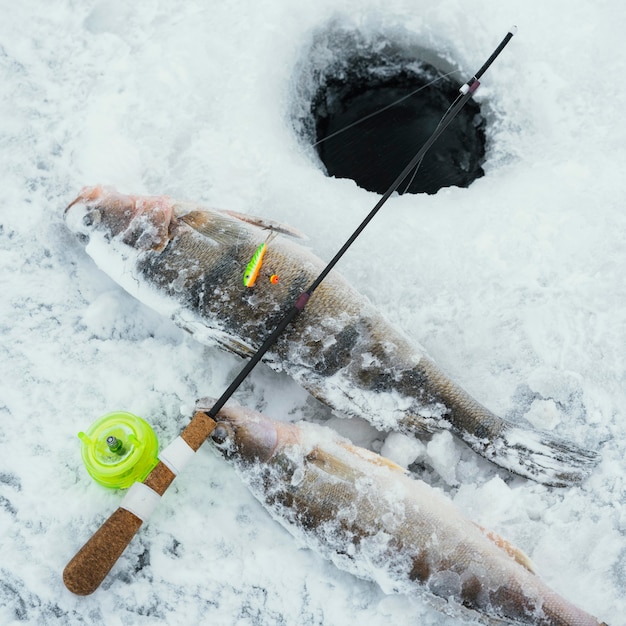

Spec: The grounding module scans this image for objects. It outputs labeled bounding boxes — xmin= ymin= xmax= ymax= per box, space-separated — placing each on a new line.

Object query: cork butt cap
xmin=63 ymin=507 xmax=144 ymax=595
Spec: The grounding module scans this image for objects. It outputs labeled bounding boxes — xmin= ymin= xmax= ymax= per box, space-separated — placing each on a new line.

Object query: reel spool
xmin=78 ymin=411 xmax=159 ymax=489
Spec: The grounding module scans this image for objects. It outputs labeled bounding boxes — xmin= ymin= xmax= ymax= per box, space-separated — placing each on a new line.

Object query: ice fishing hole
xmin=294 ymin=29 xmax=487 ymax=195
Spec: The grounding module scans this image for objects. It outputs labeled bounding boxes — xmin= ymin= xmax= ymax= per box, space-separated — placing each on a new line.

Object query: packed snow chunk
xmin=526 ymin=398 xmax=563 ymax=431
xmin=323 ymin=416 xmax=380 ymax=451
xmin=83 ymin=0 xmax=134 ymax=36
xmin=476 ymin=475 xmax=526 ymax=525
xmin=426 ymin=431 xmax=461 ymax=486
xmin=380 ymin=432 xmax=425 ymax=469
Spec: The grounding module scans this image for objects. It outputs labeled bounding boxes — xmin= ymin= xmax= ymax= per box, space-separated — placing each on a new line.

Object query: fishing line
xmin=400 ymin=90 xmax=465 ymax=194
xmin=400 ymin=159 xmax=423 ymax=195
xmin=311 ymin=69 xmax=461 ymax=148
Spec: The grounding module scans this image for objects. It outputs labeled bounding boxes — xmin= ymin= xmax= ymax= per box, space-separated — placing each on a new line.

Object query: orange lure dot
xmin=269 ymin=274 xmax=280 ymax=284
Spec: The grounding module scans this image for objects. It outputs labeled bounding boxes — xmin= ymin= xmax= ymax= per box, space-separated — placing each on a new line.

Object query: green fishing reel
xmin=78 ymin=411 xmax=159 ymax=489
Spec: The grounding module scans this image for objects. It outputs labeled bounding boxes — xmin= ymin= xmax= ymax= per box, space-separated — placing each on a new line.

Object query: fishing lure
xmin=243 ymin=233 xmax=276 ymax=287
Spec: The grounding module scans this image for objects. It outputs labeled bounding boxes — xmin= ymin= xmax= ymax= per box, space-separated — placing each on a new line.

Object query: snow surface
xmin=1 ymin=0 xmax=625 ymax=624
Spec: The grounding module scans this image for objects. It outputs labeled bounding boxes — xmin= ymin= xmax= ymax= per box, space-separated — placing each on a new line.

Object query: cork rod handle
xmin=63 ymin=412 xmax=216 ymax=595
xmin=63 ymin=506 xmax=145 ymax=595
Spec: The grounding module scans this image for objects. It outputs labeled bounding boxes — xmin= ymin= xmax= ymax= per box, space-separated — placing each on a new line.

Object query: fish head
xmin=207 ymin=403 xmax=280 ymax=464
xmin=200 ymin=400 xmax=300 ymax=465
xmin=64 ymin=185 xmax=175 ymax=251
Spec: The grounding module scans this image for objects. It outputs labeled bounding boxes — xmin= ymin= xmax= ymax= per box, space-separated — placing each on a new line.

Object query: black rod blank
xmin=204 ymin=28 xmax=516 ymax=421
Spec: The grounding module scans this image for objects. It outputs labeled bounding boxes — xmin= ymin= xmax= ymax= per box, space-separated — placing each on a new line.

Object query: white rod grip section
xmin=158 ymin=436 xmax=196 ymax=476
xmin=119 ymin=482 xmax=161 ymax=523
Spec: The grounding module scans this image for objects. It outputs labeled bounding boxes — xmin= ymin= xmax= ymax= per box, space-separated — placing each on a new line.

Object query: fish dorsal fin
xmin=222 ymin=209 xmax=308 ymax=240
xmin=178 ymin=210 xmax=251 ymax=246
xmin=475 ymin=524 xmax=536 ymax=573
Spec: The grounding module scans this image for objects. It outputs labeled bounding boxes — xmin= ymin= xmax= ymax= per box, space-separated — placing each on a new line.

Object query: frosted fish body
xmin=207 ymin=403 xmax=606 ymax=626
xmin=64 ymin=186 xmax=598 ymax=486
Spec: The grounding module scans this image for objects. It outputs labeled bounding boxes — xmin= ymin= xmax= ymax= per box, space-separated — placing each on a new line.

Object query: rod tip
xmin=509 ymin=25 xmax=518 ymax=36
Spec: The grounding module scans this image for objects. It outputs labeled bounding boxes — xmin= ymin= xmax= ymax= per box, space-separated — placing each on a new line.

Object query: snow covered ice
xmin=1 ymin=1 xmax=625 ymax=625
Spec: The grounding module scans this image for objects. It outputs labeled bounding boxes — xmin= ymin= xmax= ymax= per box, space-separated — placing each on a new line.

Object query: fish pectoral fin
xmin=222 ymin=209 xmax=308 ymax=240
xmin=338 ymin=442 xmax=407 ymax=474
xmin=306 ymin=446 xmax=362 ymax=482
xmin=213 ymin=334 xmax=257 ymax=359
xmin=475 ymin=524 xmax=536 ymax=573
xmin=173 ymin=309 xmax=257 ymax=358
xmin=306 ymin=442 xmax=407 ymax=482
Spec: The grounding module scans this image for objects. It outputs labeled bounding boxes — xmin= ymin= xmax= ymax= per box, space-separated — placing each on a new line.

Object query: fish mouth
xmin=64 ymin=186 xmax=107 ymax=242
xmin=64 ymin=185 xmax=106 ymax=216
xmin=64 ymin=194 xmax=82 ymax=216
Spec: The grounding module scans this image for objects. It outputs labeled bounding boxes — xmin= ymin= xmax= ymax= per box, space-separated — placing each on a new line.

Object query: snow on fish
xmin=64 ymin=185 xmax=599 ymax=486
xmin=204 ymin=400 xmax=607 ymax=626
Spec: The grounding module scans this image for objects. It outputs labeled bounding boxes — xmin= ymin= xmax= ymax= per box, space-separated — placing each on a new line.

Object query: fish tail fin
xmin=471 ymin=423 xmax=600 ymax=487
xmin=399 ymin=407 xmax=599 ymax=486
xmin=399 ymin=357 xmax=600 ymax=486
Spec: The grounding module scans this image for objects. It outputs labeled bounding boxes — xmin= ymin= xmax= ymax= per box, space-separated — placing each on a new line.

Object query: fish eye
xmin=82 ymin=209 xmax=101 ymax=227
xmin=210 ymin=423 xmax=233 ymax=446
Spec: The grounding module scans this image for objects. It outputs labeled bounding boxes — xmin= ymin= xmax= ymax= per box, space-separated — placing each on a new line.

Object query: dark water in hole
xmin=313 ymin=64 xmax=486 ymax=195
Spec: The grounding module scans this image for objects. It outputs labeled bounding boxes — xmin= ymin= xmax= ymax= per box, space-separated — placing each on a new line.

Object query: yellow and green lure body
xmin=243 ymin=233 xmax=276 ymax=287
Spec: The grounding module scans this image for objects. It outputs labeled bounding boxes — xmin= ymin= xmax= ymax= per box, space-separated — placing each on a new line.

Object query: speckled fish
xmin=205 ymin=401 xmax=607 ymax=626
xmin=64 ymin=185 xmax=598 ymax=486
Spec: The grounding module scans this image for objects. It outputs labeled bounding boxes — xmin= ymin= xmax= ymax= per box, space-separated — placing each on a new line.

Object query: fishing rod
xmin=63 ymin=26 xmax=516 ymax=596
